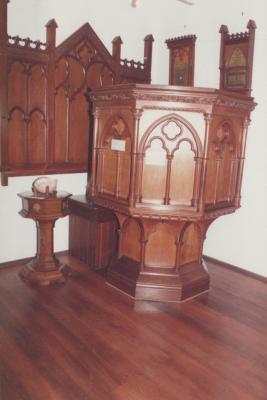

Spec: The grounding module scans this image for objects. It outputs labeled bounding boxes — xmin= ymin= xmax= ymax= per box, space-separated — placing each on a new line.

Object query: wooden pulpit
xmin=87 ymin=84 xmax=255 ymax=302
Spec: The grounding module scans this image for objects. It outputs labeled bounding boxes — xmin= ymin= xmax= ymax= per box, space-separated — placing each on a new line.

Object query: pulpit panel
xmin=145 ymin=223 xmax=176 ymax=268
xmin=170 ymin=141 xmax=195 ymax=206
xmin=205 ymin=118 xmax=239 ymax=208
xmin=138 ymin=114 xmax=201 ymax=208
xmin=141 ymin=139 xmax=167 ymax=204
xmin=120 ymin=218 xmax=142 ymax=262
xmin=96 ymin=114 xmax=132 ymax=202
xmin=179 ymin=223 xmax=201 ymax=265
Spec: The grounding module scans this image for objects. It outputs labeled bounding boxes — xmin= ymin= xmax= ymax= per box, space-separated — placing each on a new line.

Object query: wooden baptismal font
xmin=87 ymin=83 xmax=255 ymax=302
xmin=18 ymin=179 xmax=71 ymax=286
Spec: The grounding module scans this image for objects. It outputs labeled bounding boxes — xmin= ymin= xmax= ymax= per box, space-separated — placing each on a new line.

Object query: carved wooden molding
xmin=89 ymin=84 xmax=257 ymax=112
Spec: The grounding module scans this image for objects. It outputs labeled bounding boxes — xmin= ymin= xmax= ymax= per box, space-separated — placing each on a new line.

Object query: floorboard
xmin=0 ymin=256 xmax=267 ymax=400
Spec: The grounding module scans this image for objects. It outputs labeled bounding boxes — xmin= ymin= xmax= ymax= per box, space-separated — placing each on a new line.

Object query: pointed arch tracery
xmin=137 ymin=113 xmax=203 ymax=207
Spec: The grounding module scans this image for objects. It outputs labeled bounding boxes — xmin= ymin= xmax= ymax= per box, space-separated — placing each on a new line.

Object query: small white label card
xmin=111 ymin=139 xmax=126 ymax=152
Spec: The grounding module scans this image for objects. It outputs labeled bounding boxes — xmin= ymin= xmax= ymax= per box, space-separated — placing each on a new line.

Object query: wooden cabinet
xmin=68 ymin=195 xmax=117 ymax=270
xmin=87 ymin=83 xmax=256 ymax=302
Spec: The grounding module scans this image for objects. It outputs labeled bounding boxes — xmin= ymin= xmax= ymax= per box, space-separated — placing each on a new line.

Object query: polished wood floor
xmin=0 ymin=255 xmax=267 ymax=400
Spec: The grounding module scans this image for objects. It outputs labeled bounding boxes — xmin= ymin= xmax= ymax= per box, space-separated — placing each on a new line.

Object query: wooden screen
xmin=0 ymin=0 xmax=153 ymax=185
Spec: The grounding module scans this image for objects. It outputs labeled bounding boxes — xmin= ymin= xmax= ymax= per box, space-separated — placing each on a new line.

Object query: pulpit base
xmin=107 ymin=256 xmax=210 ymax=302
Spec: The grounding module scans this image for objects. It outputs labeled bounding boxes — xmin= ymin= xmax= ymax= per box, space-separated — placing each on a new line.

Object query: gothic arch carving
xmin=138 ymin=113 xmax=202 ymax=206
xmin=139 ymin=113 xmax=203 ymax=157
xmin=205 ymin=119 xmax=238 ymax=207
xmin=120 ymin=217 xmax=143 ymax=262
xmin=179 ymin=222 xmax=202 ymax=266
xmin=97 ymin=114 xmax=132 ymax=200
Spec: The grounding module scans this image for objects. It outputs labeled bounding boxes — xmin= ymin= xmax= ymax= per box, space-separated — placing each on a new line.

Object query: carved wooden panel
xmin=97 ymin=114 xmax=132 ymax=202
xmin=145 ymin=222 xmax=176 ymax=268
xmin=68 ymin=195 xmax=117 ymax=270
xmin=7 ymin=61 xmax=47 ymax=167
xmin=0 ymin=1 xmax=153 ymax=185
xmin=179 ymin=223 xmax=201 ymax=265
xmin=120 ymin=218 xmax=141 ymax=262
xmin=205 ymin=118 xmax=241 ymax=209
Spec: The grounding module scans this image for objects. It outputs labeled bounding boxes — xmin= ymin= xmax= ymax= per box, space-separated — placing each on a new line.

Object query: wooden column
xmin=89 ymin=108 xmax=100 ymax=197
xmin=129 ymin=109 xmax=142 ymax=208
xmin=246 ymin=20 xmax=257 ymax=96
xmin=219 ymin=24 xmax=228 ymax=91
xmin=112 ymin=36 xmax=123 ymax=84
xmin=144 ymin=35 xmax=154 ymax=83
xmin=0 ymin=0 xmax=9 ymax=185
xmin=199 ymin=113 xmax=213 ymax=212
xmin=234 ymin=117 xmax=250 ymax=207
xmin=46 ymin=19 xmax=58 ymax=166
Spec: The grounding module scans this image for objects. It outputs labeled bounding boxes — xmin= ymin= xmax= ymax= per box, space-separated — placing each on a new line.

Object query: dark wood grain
xmin=68 ymin=195 xmax=117 ymax=270
xmin=0 ymin=255 xmax=267 ymax=400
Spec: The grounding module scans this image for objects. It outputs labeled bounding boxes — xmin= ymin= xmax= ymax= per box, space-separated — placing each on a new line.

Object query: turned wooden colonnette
xmin=79 ymin=83 xmax=255 ymax=302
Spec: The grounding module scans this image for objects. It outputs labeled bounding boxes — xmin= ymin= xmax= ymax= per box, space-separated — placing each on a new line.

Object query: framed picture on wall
xmin=165 ymin=34 xmax=196 ymax=86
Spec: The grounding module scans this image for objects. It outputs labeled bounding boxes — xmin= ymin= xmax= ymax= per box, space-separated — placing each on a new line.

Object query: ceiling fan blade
xmin=177 ymin=0 xmax=194 ymax=5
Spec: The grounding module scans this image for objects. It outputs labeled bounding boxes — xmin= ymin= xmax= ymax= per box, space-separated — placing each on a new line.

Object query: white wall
xmin=1 ymin=0 xmax=267 ymax=276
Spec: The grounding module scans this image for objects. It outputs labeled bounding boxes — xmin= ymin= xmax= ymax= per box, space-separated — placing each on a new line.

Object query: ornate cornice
xmin=92 ymin=195 xmax=237 ymax=222
xmin=90 ymin=85 xmax=256 ymax=113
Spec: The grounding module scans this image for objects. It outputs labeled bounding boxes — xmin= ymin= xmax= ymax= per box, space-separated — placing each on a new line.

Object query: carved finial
xmin=112 ymin=36 xmax=123 ymax=61
xmin=0 ymin=0 xmax=9 ymax=40
xmin=45 ymin=19 xmax=58 ymax=29
xmin=46 ymin=19 xmax=58 ymax=48
xmin=219 ymin=25 xmax=229 ymax=34
xmin=144 ymin=34 xmax=154 ymax=43
xmin=143 ymin=35 xmax=154 ymax=83
xmin=247 ymin=19 xmax=257 ymax=30
xmin=112 ymin=36 xmax=123 ymax=45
